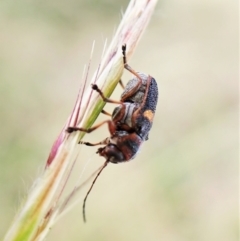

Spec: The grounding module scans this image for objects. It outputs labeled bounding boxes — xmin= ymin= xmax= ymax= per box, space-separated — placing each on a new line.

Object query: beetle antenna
xmin=83 ymin=160 xmax=108 ymax=222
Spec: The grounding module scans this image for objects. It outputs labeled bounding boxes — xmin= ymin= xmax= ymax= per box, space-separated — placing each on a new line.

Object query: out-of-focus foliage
xmin=0 ymin=0 xmax=238 ymax=241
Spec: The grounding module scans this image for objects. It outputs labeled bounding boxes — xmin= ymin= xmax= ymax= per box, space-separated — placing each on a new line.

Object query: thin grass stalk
xmin=4 ymin=1 xmax=158 ymax=240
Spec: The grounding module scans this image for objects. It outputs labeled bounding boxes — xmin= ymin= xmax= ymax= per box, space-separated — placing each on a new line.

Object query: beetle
xmin=67 ymin=44 xmax=158 ymax=221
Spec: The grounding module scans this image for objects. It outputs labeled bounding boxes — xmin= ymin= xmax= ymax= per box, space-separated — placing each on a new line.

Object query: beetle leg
xmin=92 ymin=84 xmax=122 ymax=104
xmin=119 ymin=79 xmax=125 ymax=89
xmin=122 ymin=44 xmax=143 ymax=82
xmin=101 ymin=109 xmax=112 ymax=117
xmin=79 ymin=137 xmax=109 ymax=146
xmin=67 ymin=120 xmax=116 ymax=135
xmin=122 ymin=44 xmax=127 ymax=65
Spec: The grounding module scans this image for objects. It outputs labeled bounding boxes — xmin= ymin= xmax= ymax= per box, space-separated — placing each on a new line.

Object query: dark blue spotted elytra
xmin=67 ymin=44 xmax=158 ymax=222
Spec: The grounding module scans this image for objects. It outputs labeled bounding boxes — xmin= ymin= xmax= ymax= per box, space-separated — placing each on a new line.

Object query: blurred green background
xmin=0 ymin=0 xmax=238 ymax=240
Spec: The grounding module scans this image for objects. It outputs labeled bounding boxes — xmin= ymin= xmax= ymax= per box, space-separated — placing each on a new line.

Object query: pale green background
xmin=0 ymin=0 xmax=238 ymax=241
